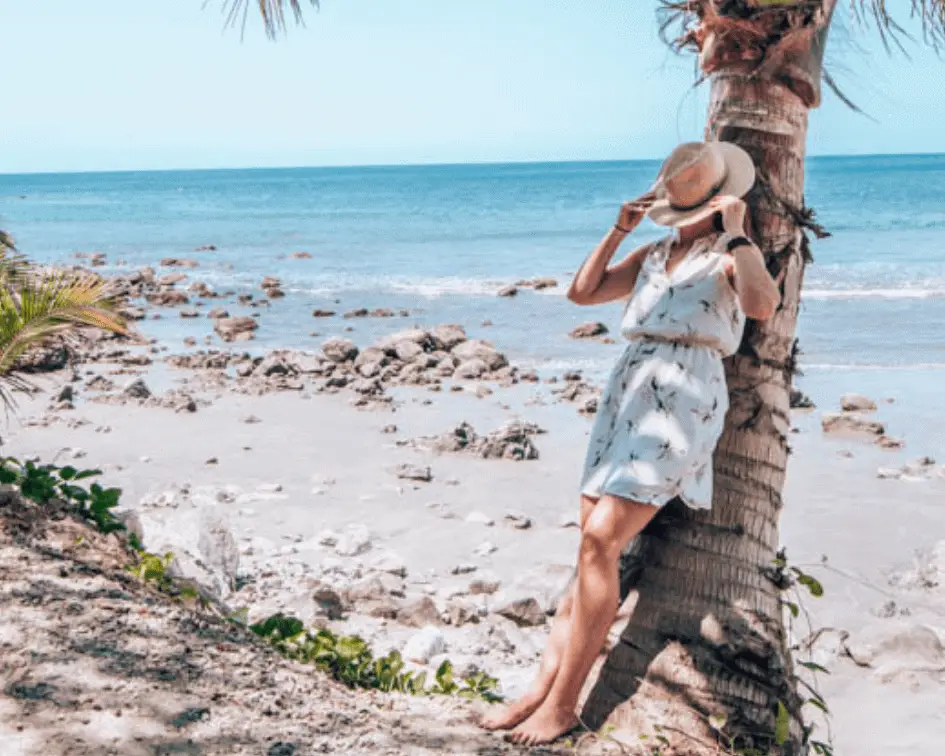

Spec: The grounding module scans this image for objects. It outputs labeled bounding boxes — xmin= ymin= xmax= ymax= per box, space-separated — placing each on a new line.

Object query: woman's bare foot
xmin=479 ymin=691 xmax=546 ymax=732
xmin=506 ymin=702 xmax=580 ymax=747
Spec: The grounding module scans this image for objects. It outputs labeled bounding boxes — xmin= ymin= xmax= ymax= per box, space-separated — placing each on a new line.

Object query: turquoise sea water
xmin=1 ymin=156 xmax=944 ymax=451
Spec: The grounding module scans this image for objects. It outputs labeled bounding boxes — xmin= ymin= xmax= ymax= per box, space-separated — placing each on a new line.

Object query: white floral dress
xmin=579 ymin=232 xmax=746 ymax=511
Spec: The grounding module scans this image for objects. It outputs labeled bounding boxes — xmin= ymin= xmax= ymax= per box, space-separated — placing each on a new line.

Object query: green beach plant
xmin=0 ymin=233 xmax=126 ymax=408
xmin=249 ymin=612 xmax=503 ymax=704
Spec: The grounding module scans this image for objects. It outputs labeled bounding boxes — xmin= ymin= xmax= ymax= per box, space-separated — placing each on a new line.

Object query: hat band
xmin=667 ymin=176 xmax=727 ymax=213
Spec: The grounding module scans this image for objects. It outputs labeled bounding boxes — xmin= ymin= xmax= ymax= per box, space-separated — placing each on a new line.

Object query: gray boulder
xmin=322 ymin=338 xmax=359 ymax=363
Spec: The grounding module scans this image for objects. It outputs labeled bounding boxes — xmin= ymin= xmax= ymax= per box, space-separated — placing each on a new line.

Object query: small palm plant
xmin=0 ymin=231 xmax=126 ymax=407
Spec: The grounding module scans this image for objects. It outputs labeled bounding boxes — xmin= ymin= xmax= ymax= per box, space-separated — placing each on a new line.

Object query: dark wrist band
xmin=726 ymin=236 xmax=752 ymax=252
xmin=613 ymin=224 xmax=631 ymax=234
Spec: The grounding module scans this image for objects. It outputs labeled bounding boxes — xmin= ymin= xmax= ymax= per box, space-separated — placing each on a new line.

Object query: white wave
xmin=804 ymin=288 xmax=945 ymax=300
xmin=385 ymin=278 xmax=507 ymax=297
xmin=802 ymin=362 xmax=945 ymax=371
xmin=514 ymin=356 xmax=615 ymax=374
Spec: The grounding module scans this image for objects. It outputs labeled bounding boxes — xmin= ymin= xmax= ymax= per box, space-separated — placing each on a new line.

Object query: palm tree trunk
xmin=582 ymin=4 xmax=837 ymax=754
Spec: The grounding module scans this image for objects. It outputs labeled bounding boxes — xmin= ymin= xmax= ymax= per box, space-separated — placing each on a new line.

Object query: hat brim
xmin=646 ymin=142 xmax=756 ymax=228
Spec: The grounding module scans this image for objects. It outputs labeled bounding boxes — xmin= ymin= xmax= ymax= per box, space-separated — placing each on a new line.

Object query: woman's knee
xmin=578 ymin=519 xmax=621 ymax=565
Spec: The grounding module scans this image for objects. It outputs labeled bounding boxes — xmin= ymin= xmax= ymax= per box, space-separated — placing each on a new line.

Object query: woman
xmin=481 ymin=141 xmax=781 ymax=746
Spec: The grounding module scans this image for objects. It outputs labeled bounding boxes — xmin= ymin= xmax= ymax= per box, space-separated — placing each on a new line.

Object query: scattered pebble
xmin=465 ymin=511 xmax=495 ymax=527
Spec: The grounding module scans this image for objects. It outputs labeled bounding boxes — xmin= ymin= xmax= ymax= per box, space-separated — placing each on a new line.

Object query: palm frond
xmin=0 ymin=272 xmax=127 ymax=408
xmin=849 ymin=0 xmax=945 ymax=50
xmin=660 ymin=1 xmax=945 ymax=51
xmin=213 ymin=0 xmax=319 ymax=40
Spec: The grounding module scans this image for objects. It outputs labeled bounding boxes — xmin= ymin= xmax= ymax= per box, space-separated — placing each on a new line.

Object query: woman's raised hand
xmin=710 ymin=195 xmax=748 ymax=236
xmin=616 ymin=190 xmax=657 ymax=232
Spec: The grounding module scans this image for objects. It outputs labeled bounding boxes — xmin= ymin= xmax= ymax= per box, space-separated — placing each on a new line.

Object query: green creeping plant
xmin=249 ymin=613 xmax=503 ymax=704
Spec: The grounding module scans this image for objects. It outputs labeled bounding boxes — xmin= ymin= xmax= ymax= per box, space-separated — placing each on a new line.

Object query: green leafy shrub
xmin=250 ymin=612 xmax=502 ymax=704
xmin=0 ymin=457 xmax=123 ymax=534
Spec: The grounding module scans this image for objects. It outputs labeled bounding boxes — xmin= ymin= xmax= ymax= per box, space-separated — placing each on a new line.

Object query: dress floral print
xmin=579 ymin=232 xmax=746 ymax=511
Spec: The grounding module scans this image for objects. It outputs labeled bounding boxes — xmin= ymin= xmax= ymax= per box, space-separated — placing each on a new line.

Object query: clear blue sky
xmin=2 ymin=0 xmax=942 ymax=173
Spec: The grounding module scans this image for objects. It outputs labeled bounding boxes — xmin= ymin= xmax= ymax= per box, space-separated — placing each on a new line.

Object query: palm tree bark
xmin=582 ymin=3 xmax=837 ymax=754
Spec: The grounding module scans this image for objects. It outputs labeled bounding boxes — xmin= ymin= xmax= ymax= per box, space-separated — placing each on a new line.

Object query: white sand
xmin=5 ymin=371 xmax=945 ymax=755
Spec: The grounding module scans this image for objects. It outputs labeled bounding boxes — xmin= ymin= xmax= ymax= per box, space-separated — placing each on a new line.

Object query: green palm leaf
xmin=0 ymin=270 xmax=126 ymax=407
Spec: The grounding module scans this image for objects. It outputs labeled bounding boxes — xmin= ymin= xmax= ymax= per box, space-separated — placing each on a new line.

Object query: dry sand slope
xmin=0 ymin=490 xmax=563 ymax=756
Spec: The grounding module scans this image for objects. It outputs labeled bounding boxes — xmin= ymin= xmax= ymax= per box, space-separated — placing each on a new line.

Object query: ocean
xmin=1 ymin=156 xmax=944 ymax=455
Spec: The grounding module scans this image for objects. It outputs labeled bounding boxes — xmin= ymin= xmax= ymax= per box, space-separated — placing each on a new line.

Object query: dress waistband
xmin=631 ymin=333 xmax=725 ymax=357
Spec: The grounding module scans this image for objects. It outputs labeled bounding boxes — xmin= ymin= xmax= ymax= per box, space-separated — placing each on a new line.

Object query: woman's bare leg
xmin=508 ymin=495 xmax=658 ymax=746
xmin=480 ymin=496 xmax=596 ymax=731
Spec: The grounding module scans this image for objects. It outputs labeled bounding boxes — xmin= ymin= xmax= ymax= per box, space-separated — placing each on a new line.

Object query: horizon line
xmin=2 ymin=150 xmax=943 ymax=178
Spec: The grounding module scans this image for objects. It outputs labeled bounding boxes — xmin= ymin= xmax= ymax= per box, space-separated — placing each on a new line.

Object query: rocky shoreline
xmin=4 ymin=254 xmax=945 ymax=754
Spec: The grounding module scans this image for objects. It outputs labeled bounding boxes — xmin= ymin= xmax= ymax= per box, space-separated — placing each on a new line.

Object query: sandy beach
xmin=2 ymin=267 xmax=944 ymax=754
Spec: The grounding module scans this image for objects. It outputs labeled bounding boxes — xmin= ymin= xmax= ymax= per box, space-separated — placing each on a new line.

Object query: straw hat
xmin=646 ymin=141 xmax=756 ymax=228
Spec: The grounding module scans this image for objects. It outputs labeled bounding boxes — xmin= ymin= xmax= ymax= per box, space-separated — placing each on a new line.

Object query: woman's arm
xmin=716 ymin=197 xmax=781 ymax=321
xmin=567 ymin=196 xmax=654 ymax=306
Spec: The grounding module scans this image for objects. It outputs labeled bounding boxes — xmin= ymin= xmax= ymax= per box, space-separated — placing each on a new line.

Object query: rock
xmin=402 ymin=626 xmax=446 ymax=664
xmin=395 ymin=464 xmax=432 ymax=483
xmin=579 ymin=396 xmax=599 ymax=415
xmin=789 ymin=388 xmax=816 ymax=410
xmin=196 ymin=512 xmax=240 ymax=597
xmin=207 ymin=308 xmax=230 ymax=319
xmin=291 ymin=251 xmax=312 ymax=259
xmin=312 ymin=309 xmax=336 ymax=318
xmin=344 ymin=576 xmax=390 ymax=603
xmin=451 ymin=340 xmax=507 ymax=371
xmin=394 ymin=341 xmax=424 ymax=362
xmin=335 ymin=524 xmax=372 ymax=557
xmin=322 ymin=338 xmax=359 ymax=363
xmin=123 ymin=378 xmax=152 ymax=400
xmin=821 ymin=413 xmax=885 ymax=439
xmin=147 ymin=290 xmax=190 ymax=307
xmin=451 ymin=564 xmax=478 ymax=576
xmin=398 ymin=596 xmax=442 ymax=628
xmin=469 ymin=575 xmax=501 ymax=595
xmin=179 ymin=308 xmax=200 ymax=319
xmin=844 ymin=622 xmax=945 ymax=682
xmin=497 ymin=285 xmax=518 ymax=298
xmin=878 ymin=436 xmax=905 ymax=450
xmin=431 ymin=324 xmax=467 ymax=350
xmin=86 ymin=375 xmax=115 ymax=392
xmin=569 ymin=322 xmax=609 ymax=339
xmin=474 ymin=541 xmax=498 ymax=557
xmin=494 ymin=597 xmax=545 ymax=627
xmin=242 ymin=415 xmax=262 ymax=424
xmin=559 ymin=514 xmax=580 ymax=529
xmin=465 ymin=511 xmax=495 ymax=527
xmin=161 ymin=258 xmax=199 ymax=268
xmin=530 ymin=277 xmax=558 ymax=290
xmin=371 ymin=550 xmax=408 ymax=578
xmin=350 ymin=377 xmax=383 ymax=395
xmin=317 ymin=530 xmax=340 ymax=547
xmin=382 ymin=424 xmax=398 ymax=434
xmin=445 ymin=597 xmax=481 ymax=627
xmin=159 ymin=273 xmax=188 ymax=286
xmin=195 ymin=244 xmax=217 ymax=251
xmin=504 ymin=511 xmax=533 ymax=530
xmin=257 ymin=483 xmax=283 ymax=494
xmin=454 ymin=359 xmax=488 ymax=380
xmin=889 ymin=540 xmax=945 ymax=590
xmin=478 ymin=422 xmax=541 ymax=461
xmin=841 ymin=393 xmax=877 ymax=413
xmin=215 ymin=316 xmax=259 ymax=343
xmin=55 ymin=384 xmax=74 ymax=403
